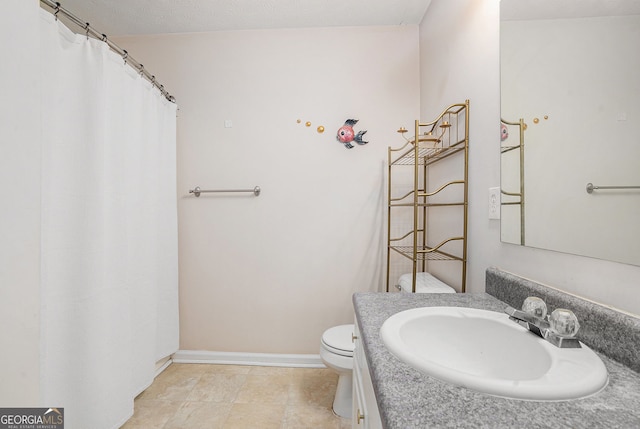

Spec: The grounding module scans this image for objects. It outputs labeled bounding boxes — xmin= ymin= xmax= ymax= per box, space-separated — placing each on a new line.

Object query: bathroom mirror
xmin=500 ymin=0 xmax=640 ymax=266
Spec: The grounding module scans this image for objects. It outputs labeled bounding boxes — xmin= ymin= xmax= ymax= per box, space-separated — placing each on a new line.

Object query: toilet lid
xmin=322 ymin=324 xmax=355 ymax=354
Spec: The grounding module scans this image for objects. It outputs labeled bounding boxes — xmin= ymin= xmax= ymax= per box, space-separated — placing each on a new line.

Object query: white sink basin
xmin=380 ymin=306 xmax=608 ymax=401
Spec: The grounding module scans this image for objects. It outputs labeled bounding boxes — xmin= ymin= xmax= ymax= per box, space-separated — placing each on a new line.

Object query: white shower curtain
xmin=39 ymin=10 xmax=178 ymax=429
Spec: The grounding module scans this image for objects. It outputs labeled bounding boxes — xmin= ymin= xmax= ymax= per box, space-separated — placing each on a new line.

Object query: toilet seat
xmin=321 ymin=324 xmax=354 ymax=357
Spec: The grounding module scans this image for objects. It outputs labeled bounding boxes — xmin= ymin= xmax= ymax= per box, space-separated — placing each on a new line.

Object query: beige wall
xmin=0 ymin=0 xmax=41 ymax=405
xmin=115 ymin=26 xmax=420 ymax=353
xmin=113 ymin=0 xmax=640 ymax=358
xmin=419 ymin=0 xmax=640 ymax=316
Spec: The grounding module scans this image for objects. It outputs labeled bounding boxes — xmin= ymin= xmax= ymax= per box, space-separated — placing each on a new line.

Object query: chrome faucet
xmin=505 ymin=297 xmax=582 ymax=349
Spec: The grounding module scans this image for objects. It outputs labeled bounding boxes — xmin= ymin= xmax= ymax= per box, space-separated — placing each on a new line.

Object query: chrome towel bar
xmin=189 ymin=186 xmax=261 ymax=197
xmin=586 ymin=183 xmax=640 ymax=194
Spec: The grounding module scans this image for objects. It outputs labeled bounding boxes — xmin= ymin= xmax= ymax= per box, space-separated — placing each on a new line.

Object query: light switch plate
xmin=489 ymin=187 xmax=501 ymax=220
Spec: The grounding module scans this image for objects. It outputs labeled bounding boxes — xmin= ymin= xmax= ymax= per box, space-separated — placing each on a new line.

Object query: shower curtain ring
xmin=122 ymin=50 xmax=128 ymax=64
xmin=101 ymin=34 xmax=108 ymax=42
xmin=84 ymin=22 xmax=90 ymax=40
xmin=138 ymin=64 xmax=144 ymax=76
xmin=54 ymin=2 xmax=60 ymax=20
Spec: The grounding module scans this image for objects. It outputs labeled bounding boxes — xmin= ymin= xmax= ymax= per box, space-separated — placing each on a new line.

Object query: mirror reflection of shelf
xmin=500 ymin=118 xmax=525 ymax=245
xmin=500 ymin=2 xmax=640 ymax=266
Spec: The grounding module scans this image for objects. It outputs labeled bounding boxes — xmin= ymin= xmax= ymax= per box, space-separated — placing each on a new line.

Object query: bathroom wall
xmin=419 ymin=0 xmax=640 ymax=316
xmin=111 ymin=0 xmax=640 ymax=360
xmin=0 ymin=0 xmax=41 ymax=405
xmin=115 ymin=26 xmax=420 ymax=353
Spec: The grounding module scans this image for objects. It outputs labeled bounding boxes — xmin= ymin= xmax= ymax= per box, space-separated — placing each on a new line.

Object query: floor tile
xmin=283 ymin=404 xmax=341 ymax=429
xmin=123 ymin=363 xmax=350 ymax=429
xmin=164 ymin=401 xmax=233 ymax=429
xmin=222 ymin=402 xmax=286 ymax=429
xmin=137 ymin=374 xmax=200 ymax=401
xmin=234 ymin=374 xmax=291 ymax=405
xmin=288 ymin=371 xmax=338 ymax=408
xmin=186 ymin=373 xmax=247 ymax=402
xmin=120 ymin=399 xmax=182 ymax=429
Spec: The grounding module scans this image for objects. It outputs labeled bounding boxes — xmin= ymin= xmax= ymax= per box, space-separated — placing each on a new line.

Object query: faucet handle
xmin=522 ymin=296 xmax=548 ymax=320
xmin=549 ymin=309 xmax=580 ymax=338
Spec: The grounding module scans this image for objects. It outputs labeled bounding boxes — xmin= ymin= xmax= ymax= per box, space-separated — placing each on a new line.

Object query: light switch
xmin=489 ymin=187 xmax=501 ymax=220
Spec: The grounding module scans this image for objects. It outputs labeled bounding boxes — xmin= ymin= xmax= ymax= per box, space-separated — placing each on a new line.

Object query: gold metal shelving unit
xmin=386 ymin=100 xmax=469 ymax=293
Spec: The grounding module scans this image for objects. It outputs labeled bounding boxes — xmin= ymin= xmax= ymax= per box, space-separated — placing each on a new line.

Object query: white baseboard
xmin=172 ymin=350 xmax=325 ymax=368
xmin=155 ymin=355 xmax=173 ymax=376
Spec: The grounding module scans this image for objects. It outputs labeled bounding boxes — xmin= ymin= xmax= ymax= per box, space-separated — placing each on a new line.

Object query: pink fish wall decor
xmin=500 ymin=123 xmax=509 ymax=142
xmin=336 ymin=119 xmax=368 ymax=149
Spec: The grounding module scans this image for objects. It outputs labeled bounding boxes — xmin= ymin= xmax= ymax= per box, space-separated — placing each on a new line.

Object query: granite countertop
xmin=353 ymin=292 xmax=640 ymax=429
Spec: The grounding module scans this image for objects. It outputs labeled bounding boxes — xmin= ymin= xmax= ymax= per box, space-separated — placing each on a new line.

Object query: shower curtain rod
xmin=40 ymin=0 xmax=175 ymax=103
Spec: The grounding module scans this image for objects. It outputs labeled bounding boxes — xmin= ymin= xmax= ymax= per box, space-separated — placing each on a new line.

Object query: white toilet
xmin=320 ymin=324 xmax=355 ymax=418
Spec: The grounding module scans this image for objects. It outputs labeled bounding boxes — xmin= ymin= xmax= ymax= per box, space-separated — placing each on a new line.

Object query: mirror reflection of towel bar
xmin=586 ymin=183 xmax=640 ymax=194
xmin=189 ymin=186 xmax=261 ymax=197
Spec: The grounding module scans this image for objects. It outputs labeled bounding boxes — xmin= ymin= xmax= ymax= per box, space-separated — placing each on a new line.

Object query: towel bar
xmin=586 ymin=183 xmax=640 ymax=194
xmin=189 ymin=186 xmax=261 ymax=197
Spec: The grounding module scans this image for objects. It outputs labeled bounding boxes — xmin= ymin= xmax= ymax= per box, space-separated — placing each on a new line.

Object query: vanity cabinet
xmin=352 ymin=319 xmax=382 ymax=429
xmin=386 ymin=100 xmax=469 ymax=292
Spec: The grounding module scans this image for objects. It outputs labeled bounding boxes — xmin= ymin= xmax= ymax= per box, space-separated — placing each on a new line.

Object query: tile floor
xmin=121 ymin=363 xmax=351 ymax=429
